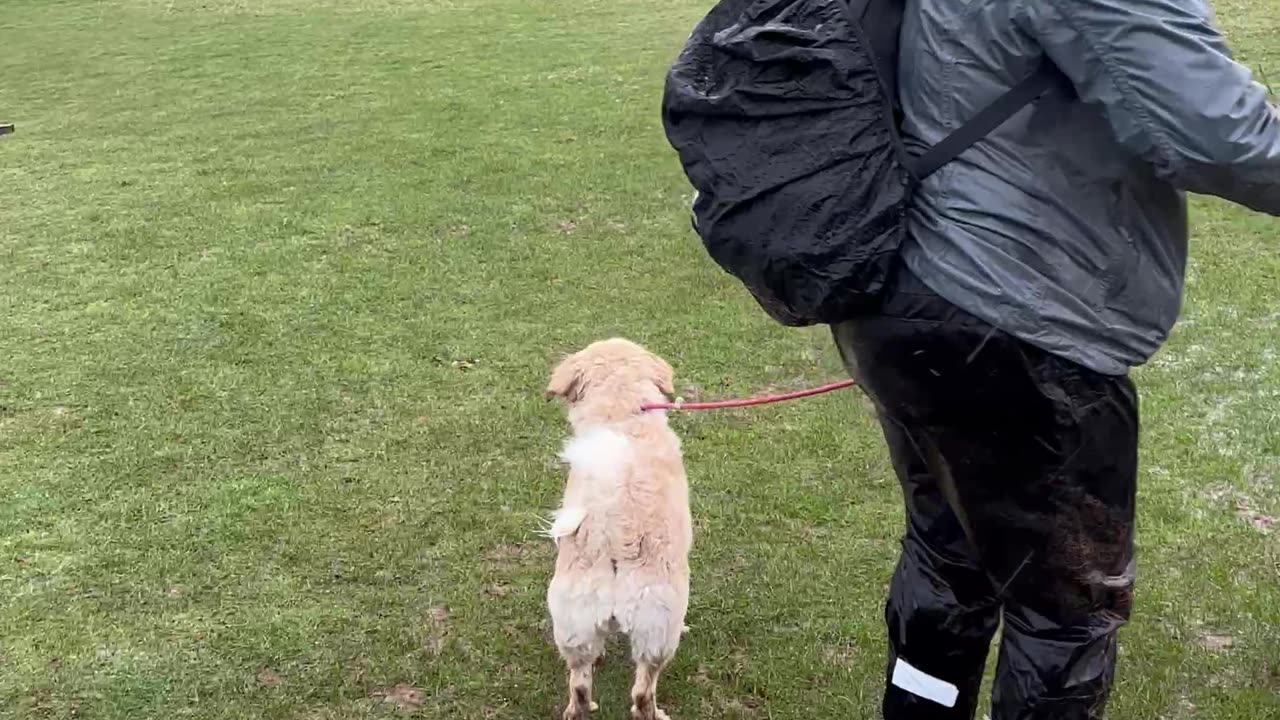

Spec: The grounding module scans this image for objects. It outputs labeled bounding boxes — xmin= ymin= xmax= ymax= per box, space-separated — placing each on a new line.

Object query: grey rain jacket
xmin=899 ymin=0 xmax=1280 ymax=374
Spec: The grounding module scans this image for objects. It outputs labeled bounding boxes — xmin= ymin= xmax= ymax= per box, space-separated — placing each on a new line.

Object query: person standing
xmin=832 ymin=0 xmax=1280 ymax=718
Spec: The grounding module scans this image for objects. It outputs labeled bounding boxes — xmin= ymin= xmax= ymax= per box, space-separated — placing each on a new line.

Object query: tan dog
xmin=545 ymin=338 xmax=692 ymax=720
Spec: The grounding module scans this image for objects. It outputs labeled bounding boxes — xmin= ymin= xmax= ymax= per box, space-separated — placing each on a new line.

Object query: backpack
xmin=661 ymin=0 xmax=1067 ymax=326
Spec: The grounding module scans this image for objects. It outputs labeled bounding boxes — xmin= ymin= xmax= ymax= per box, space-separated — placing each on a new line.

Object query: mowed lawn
xmin=0 ymin=1 xmax=1277 ymax=718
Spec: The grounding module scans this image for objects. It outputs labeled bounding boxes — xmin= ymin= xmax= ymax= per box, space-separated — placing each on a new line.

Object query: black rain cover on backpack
xmin=662 ymin=0 xmax=910 ymax=327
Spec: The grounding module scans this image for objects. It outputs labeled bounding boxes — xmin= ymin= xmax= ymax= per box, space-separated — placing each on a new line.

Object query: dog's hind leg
xmin=628 ymin=612 xmax=681 ymax=720
xmin=629 ymin=658 xmax=670 ymax=720
xmin=626 ymin=582 xmax=685 ymax=720
xmin=549 ymin=568 xmax=611 ymax=719
xmin=559 ymin=637 xmax=603 ymax=720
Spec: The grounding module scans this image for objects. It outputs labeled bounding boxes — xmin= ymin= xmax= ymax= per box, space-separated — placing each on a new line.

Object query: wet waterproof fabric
xmin=662 ymin=0 xmax=910 ymax=326
xmin=661 ymin=0 xmax=1061 ymax=327
xmin=898 ymin=0 xmax=1280 ymax=375
xmin=833 ymin=265 xmax=1138 ymax=720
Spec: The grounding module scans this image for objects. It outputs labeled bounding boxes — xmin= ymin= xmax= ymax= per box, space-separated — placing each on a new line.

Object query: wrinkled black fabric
xmin=832 ymin=265 xmax=1138 ymax=720
xmin=662 ymin=0 xmax=909 ymax=326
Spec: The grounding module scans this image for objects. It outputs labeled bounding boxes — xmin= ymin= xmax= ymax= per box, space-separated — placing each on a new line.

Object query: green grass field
xmin=1 ymin=1 xmax=1277 ymax=718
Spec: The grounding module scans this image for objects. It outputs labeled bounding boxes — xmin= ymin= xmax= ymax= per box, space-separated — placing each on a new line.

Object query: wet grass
xmin=0 ymin=1 xmax=1277 ymax=718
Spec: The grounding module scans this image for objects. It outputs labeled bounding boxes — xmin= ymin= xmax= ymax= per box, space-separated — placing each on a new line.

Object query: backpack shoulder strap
xmin=908 ymin=61 xmax=1071 ymax=181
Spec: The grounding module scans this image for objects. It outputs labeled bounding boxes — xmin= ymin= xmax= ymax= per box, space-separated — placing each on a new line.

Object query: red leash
xmin=641 ymin=379 xmax=857 ymax=412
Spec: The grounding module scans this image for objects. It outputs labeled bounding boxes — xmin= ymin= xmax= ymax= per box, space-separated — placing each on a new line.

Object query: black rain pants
xmin=831 ymin=265 xmax=1139 ymax=720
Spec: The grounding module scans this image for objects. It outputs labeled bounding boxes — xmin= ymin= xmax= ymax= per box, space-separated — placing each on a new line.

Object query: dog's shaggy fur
xmin=545 ymin=338 xmax=692 ymax=720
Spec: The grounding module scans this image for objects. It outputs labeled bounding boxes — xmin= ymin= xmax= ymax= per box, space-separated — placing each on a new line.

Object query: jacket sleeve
xmin=1017 ymin=0 xmax=1280 ymax=215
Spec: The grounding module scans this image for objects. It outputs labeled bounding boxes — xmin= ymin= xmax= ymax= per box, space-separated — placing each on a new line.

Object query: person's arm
xmin=1017 ymin=0 xmax=1280 ymax=215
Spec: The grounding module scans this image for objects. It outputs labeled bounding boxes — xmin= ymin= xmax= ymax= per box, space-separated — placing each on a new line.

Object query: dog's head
xmin=545 ymin=338 xmax=674 ymax=418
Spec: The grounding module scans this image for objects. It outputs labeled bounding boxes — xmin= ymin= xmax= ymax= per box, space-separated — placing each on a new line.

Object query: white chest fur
xmin=546 ymin=428 xmax=634 ymax=542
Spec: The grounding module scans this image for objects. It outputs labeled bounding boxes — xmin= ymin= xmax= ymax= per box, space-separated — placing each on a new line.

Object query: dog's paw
xmin=563 ymin=698 xmax=593 ymax=720
xmin=630 ymin=704 xmax=666 ymax=720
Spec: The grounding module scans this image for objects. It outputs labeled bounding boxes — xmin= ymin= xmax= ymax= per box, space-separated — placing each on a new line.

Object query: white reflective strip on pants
xmin=891 ymin=658 xmax=959 ymax=708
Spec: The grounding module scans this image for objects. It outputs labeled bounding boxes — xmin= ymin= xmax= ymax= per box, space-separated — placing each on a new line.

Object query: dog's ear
xmin=645 ymin=352 xmax=675 ymax=398
xmin=545 ymin=353 xmax=585 ymax=402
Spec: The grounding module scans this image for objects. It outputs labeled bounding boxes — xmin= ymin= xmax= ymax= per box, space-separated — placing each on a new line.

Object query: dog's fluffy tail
xmin=545 ymin=507 xmax=587 ymax=543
